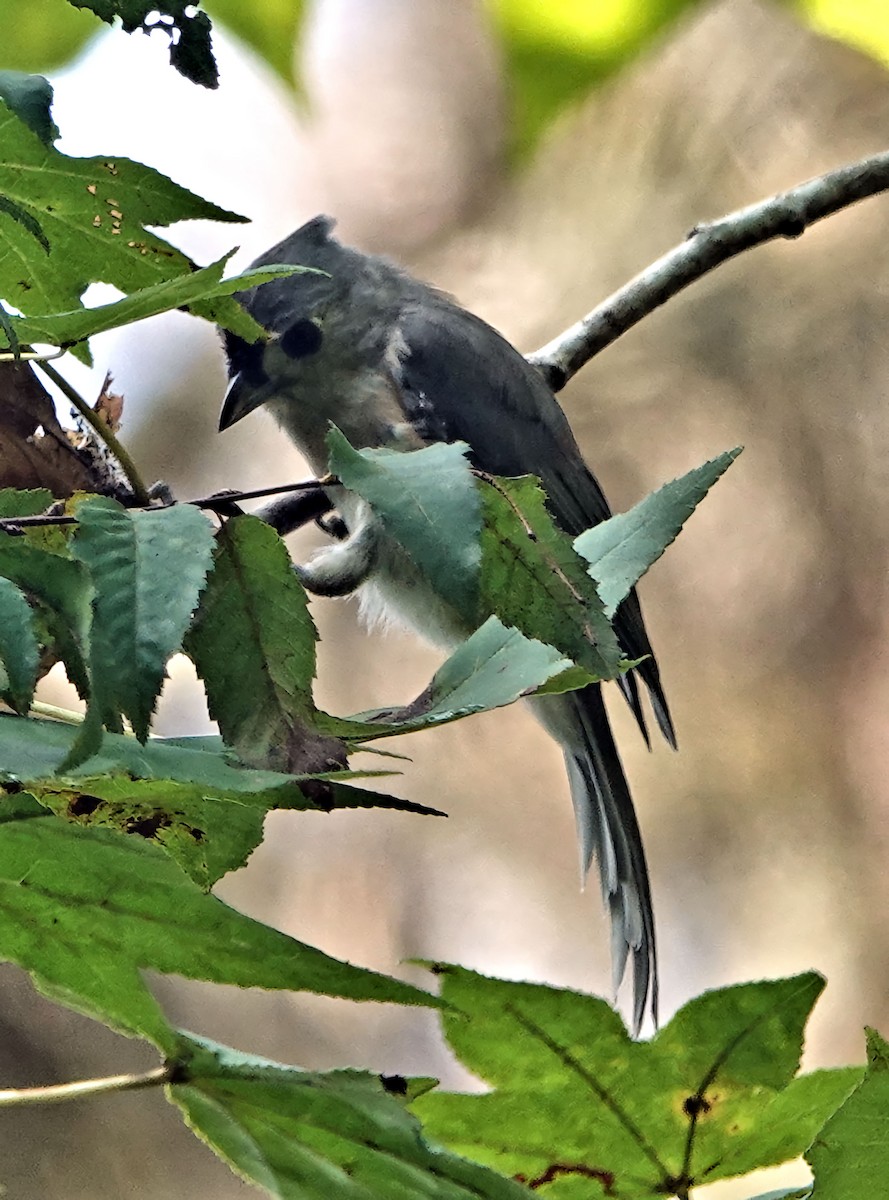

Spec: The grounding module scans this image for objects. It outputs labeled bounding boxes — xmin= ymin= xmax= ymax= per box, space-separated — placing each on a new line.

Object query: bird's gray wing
xmin=394 ymin=294 xmax=675 ymax=747
xmin=393 ymin=294 xmax=673 ymax=1031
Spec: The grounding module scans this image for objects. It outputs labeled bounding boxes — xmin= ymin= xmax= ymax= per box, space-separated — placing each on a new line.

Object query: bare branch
xmin=529 ymin=149 xmax=889 ymax=392
xmin=0 ymin=1064 xmax=174 ymax=1107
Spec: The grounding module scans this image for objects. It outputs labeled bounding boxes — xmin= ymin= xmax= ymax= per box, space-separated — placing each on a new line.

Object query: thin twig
xmin=0 ymin=1064 xmax=174 ymax=1107
xmin=529 ymin=149 xmax=889 ymax=391
xmin=35 ymin=360 xmax=152 ymax=506
xmin=0 ymin=479 xmax=334 ymax=534
xmin=0 ymin=346 xmax=66 ymax=363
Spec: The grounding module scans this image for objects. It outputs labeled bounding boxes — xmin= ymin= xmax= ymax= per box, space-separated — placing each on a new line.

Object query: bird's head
xmin=218 ymin=214 xmax=410 ymax=441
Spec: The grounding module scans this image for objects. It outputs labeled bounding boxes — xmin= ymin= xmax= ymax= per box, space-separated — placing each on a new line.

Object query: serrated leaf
xmin=478 ymin=475 xmax=623 ymax=680
xmin=70 ymin=498 xmax=215 ymax=743
xmin=0 ymin=98 xmax=250 ymax=362
xmin=806 ymin=1027 xmax=889 ymax=1197
xmin=327 ymin=428 xmax=482 ymax=621
xmin=414 ymin=969 xmax=837 ymax=1198
xmin=0 ymin=713 xmax=440 ymax=862
xmin=5 ymin=257 xmax=304 ymax=352
xmin=0 ymin=70 xmax=57 ymax=144
xmin=170 ymin=1033 xmax=529 ymax=1200
xmin=0 ymin=487 xmax=53 ymax=518
xmin=574 ymin=449 xmax=742 ymax=617
xmin=23 ymin=758 xmax=439 ymax=890
xmin=186 ymin=514 xmax=346 ymax=773
xmin=69 ymin=1 xmax=219 ymax=87
xmin=325 ymin=435 xmax=623 ymax=686
xmin=0 ymin=807 xmax=439 ymax=1052
xmin=0 ymin=536 xmax=91 ymax=695
xmin=346 ymin=615 xmax=583 ymax=739
xmin=0 ymin=576 xmax=39 ymax=712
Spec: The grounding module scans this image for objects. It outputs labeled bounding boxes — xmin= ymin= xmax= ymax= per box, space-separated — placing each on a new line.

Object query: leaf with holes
xmin=0 ymin=98 xmax=261 ymax=362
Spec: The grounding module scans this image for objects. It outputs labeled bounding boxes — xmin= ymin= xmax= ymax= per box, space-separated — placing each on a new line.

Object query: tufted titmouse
xmin=219 ymin=215 xmax=675 ymax=1032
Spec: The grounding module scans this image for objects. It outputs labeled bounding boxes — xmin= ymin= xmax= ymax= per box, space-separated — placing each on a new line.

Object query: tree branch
xmin=529 ymin=149 xmax=889 ymax=392
xmin=0 ymin=1064 xmax=174 ymax=1107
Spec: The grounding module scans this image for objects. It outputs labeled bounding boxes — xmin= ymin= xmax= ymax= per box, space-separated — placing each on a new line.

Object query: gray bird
xmin=219 ymin=215 xmax=675 ymax=1032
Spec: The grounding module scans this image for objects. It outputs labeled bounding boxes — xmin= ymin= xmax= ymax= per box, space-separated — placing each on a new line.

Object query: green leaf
xmin=0 ymin=576 xmax=39 ymax=713
xmin=0 ymin=487 xmax=53 ymax=518
xmin=18 ymin=750 xmax=438 ymax=891
xmin=806 ymin=1027 xmax=889 ymax=1197
xmin=0 ymin=537 xmax=92 ymax=696
xmin=325 ymin=435 xmax=623 ymax=685
xmin=186 ymin=514 xmax=345 ymax=773
xmin=0 ymin=714 xmax=440 ymax=878
xmin=327 ymin=429 xmax=482 ymax=621
xmin=346 ymin=615 xmax=583 ymax=738
xmin=0 ymin=807 xmax=439 ymax=1051
xmin=5 ymin=257 xmax=305 ymax=351
xmin=574 ymin=449 xmax=742 ymax=617
xmin=68 ymin=1 xmax=219 ymax=88
xmin=0 ymin=98 xmax=250 ymax=362
xmin=171 ymin=1033 xmax=529 ymax=1200
xmin=414 ymin=969 xmax=848 ymax=1198
xmin=478 ymin=475 xmax=623 ymax=680
xmin=0 ymin=71 xmax=57 ymax=145
xmin=70 ymin=498 xmax=216 ymax=740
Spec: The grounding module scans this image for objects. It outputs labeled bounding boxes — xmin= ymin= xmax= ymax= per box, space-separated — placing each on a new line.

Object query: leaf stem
xmin=0 ymin=1064 xmax=174 ymax=1107
xmin=36 ymin=361 xmax=151 ymax=506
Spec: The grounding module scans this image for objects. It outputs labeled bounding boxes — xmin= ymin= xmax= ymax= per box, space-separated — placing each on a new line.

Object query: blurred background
xmin=3 ymin=0 xmax=889 ymax=1195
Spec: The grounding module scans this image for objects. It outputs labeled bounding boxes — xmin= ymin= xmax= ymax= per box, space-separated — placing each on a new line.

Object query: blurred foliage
xmin=2 ymin=1 xmax=889 ymax=158
xmin=801 ymin=0 xmax=889 ymax=66
xmin=204 ymin=0 xmax=306 ymax=90
xmin=0 ymin=0 xmax=98 ymax=72
xmin=488 ymin=0 xmax=704 ymax=156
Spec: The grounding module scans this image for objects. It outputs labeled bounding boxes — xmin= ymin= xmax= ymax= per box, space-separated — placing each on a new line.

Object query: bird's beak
xmin=218 ymin=372 xmax=271 ymax=431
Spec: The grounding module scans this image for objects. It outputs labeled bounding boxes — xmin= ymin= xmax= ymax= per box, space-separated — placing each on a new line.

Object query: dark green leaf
xmin=478 ymin=475 xmax=623 ymax=680
xmin=574 ymin=449 xmax=742 ymax=617
xmin=0 ymin=807 xmax=439 ymax=1051
xmin=68 ymin=1 xmax=219 ymax=88
xmin=806 ymin=1027 xmax=889 ymax=1197
xmin=0 ymin=98 xmax=251 ymax=362
xmin=0 ymin=576 xmax=39 ymax=712
xmin=5 ymin=257 xmax=304 ymax=351
xmin=186 ymin=514 xmax=346 ymax=773
xmin=414 ymin=969 xmax=839 ymax=1198
xmin=0 ymin=537 xmax=91 ymax=695
xmin=70 ymin=498 xmax=216 ymax=740
xmin=0 ymin=70 xmax=58 ymax=144
xmin=327 ymin=429 xmax=482 ymax=621
xmin=346 ymin=615 xmax=583 ymax=739
xmin=0 ymin=487 xmax=53 ymax=518
xmin=171 ymin=1033 xmax=529 ymax=1200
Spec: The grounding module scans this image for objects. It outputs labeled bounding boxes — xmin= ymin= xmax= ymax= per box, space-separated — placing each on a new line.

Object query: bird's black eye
xmin=280 ymin=318 xmax=323 ymax=360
